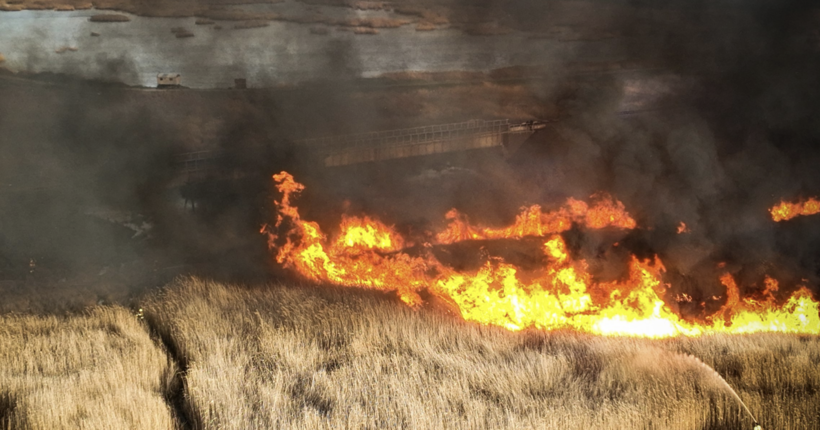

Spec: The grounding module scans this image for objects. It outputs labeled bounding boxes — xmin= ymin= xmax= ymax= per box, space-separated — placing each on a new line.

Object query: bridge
xmin=303 ymin=118 xmax=548 ymax=167
xmin=175 ymin=118 xmax=548 ymax=176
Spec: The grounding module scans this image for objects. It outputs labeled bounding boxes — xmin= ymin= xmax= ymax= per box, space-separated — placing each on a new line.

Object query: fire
xmin=263 ymin=172 xmax=429 ymax=306
xmin=433 ymin=240 xmax=701 ymax=337
xmin=712 ymin=274 xmax=820 ymax=334
xmin=264 ymin=172 xmax=820 ymax=338
xmin=677 ymin=222 xmax=689 ymax=234
xmin=770 ymin=197 xmax=820 ymax=222
xmin=436 ymin=194 xmax=636 ymax=244
xmin=335 ymin=215 xmax=405 ymax=252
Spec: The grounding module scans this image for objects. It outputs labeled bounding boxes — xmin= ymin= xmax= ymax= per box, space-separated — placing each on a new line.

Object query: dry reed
xmin=0 ymin=307 xmax=178 ymax=429
xmin=139 ymin=277 xmax=820 ymax=429
xmin=415 ymin=21 xmax=436 ymax=31
xmin=1 ymin=276 xmax=816 ymax=429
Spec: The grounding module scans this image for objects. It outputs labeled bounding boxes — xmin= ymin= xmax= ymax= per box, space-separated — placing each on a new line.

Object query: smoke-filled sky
xmin=1 ymin=0 xmax=820 ymax=310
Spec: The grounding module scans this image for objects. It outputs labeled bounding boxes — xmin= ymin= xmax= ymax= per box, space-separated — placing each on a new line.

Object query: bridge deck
xmin=176 ymin=118 xmax=547 ymax=173
xmin=303 ymin=119 xmax=514 ymax=149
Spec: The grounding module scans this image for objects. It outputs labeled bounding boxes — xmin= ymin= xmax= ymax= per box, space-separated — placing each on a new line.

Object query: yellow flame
xmin=265 ymin=172 xmax=820 ymax=338
xmin=770 ymin=197 xmax=820 ymax=222
xmin=436 ymin=194 xmax=635 ymax=244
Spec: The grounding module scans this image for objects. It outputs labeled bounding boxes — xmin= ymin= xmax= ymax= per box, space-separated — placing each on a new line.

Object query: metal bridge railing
xmin=300 ymin=119 xmax=512 ymax=151
xmin=173 ymin=118 xmax=543 ymax=173
xmin=176 ymin=150 xmax=223 ymax=175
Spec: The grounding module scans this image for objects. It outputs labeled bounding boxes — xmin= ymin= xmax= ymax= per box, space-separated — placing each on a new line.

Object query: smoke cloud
xmin=1 ymin=0 xmax=819 ymax=313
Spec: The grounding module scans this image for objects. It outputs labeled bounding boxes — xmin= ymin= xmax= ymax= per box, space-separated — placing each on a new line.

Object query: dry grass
xmin=392 ymin=5 xmax=450 ymax=26
xmin=0 ymin=277 xmax=815 ymax=429
xmin=141 ymin=277 xmax=820 ymax=430
xmin=352 ymin=26 xmax=378 ymax=35
xmin=0 ymin=306 xmax=178 ymax=429
xmin=414 ymin=21 xmax=436 ymax=32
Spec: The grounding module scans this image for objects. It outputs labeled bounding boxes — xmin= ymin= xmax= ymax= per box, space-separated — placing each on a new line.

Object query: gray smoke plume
xmin=1 ymin=0 xmax=819 ymax=314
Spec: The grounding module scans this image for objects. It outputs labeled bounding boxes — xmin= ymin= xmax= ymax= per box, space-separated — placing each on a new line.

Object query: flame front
xmin=770 ymin=197 xmax=820 ymax=222
xmin=265 ymin=172 xmax=820 ymax=338
xmin=435 ymin=194 xmax=636 ymax=244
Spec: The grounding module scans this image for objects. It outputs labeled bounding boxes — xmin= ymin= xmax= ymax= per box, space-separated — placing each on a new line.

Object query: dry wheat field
xmin=2 ymin=277 xmax=819 ymax=430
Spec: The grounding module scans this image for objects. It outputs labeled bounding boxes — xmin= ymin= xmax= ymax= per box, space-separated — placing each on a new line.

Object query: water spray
xmin=679 ymin=353 xmax=760 ymax=429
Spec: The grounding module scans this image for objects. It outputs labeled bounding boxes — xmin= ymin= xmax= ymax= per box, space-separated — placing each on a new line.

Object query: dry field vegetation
xmin=2 ymin=277 xmax=820 ymax=429
xmin=0 ymin=306 xmax=178 ymax=429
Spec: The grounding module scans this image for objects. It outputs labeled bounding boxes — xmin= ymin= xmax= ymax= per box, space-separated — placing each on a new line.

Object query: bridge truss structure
xmin=176 ymin=118 xmax=549 ymax=176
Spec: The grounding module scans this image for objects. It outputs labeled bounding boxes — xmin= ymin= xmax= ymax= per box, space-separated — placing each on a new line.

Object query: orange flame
xmin=770 ymin=197 xmax=820 ymax=222
xmin=264 ymin=172 xmax=429 ymax=306
xmin=677 ymin=222 xmax=689 ymax=234
xmin=713 ymin=274 xmax=819 ymax=334
xmin=265 ymin=172 xmax=820 ymax=338
xmin=436 ymin=194 xmax=636 ymax=244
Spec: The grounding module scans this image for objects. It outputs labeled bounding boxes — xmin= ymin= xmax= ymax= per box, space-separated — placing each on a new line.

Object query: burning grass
xmin=770 ymin=197 xmax=820 ymax=222
xmin=263 ymin=172 xmax=820 ymax=338
xmin=0 ymin=306 xmax=178 ymax=429
xmin=140 ymin=277 xmax=820 ymax=429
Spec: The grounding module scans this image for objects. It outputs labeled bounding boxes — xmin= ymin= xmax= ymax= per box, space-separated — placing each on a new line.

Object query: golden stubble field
xmin=2 ymin=277 xmax=819 ymax=430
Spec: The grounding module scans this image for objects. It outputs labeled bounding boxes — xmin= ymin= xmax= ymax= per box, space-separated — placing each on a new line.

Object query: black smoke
xmin=2 ymin=0 xmax=820 ymax=314
xmin=503 ymin=0 xmax=820 ymax=309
